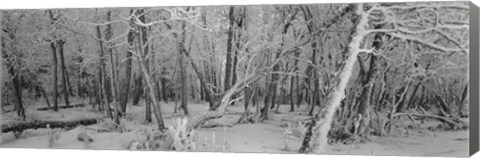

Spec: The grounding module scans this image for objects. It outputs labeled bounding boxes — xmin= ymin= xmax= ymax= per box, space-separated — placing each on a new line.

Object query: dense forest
xmin=1 ymin=2 xmax=470 ymax=156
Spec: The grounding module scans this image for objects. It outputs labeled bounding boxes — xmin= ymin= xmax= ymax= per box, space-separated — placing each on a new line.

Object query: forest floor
xmin=0 ymin=101 xmax=469 ymax=157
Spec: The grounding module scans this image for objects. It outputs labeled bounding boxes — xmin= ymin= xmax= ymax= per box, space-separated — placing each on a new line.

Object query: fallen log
xmin=1 ymin=118 xmax=98 ymax=133
xmin=37 ymin=103 xmax=86 ymax=111
xmin=393 ymin=112 xmax=464 ymax=129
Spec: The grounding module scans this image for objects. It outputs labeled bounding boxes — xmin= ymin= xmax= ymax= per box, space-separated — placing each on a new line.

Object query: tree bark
xmin=136 ymin=9 xmax=164 ymax=129
xmin=161 ymin=68 xmax=168 ymax=102
xmin=57 ymin=39 xmax=70 ymax=108
xmin=177 ymin=16 xmax=189 ymax=115
xmin=46 ymin=10 xmax=59 ymax=112
xmin=139 ymin=60 xmax=166 ymax=130
xmin=185 ymin=46 xmax=215 ymax=109
xmin=106 ymin=10 xmax=120 ymax=124
xmin=261 ymin=53 xmax=272 ymax=120
xmin=49 ymin=42 xmax=59 ymax=112
xmin=2 ymin=35 xmax=25 ymax=119
xmin=289 ymin=71 xmax=296 ymax=112
xmin=119 ymin=9 xmax=134 ymax=115
xmin=301 ymin=4 xmax=365 ymax=153
xmin=133 ymin=73 xmax=143 ymax=105
xmin=95 ymin=24 xmax=113 ymax=119
xmin=2 ymin=118 xmax=98 ymax=134
xmin=231 ymin=7 xmax=245 ymax=94
xmin=40 ymin=86 xmax=51 ymax=108
xmin=459 ymin=84 xmax=468 ymax=116
xmin=179 ymin=52 xmax=189 ymax=115
xmin=224 ymin=6 xmax=235 ymax=92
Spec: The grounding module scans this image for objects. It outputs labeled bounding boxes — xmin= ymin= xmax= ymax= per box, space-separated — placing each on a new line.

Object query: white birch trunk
xmin=310 ymin=4 xmax=372 ymax=153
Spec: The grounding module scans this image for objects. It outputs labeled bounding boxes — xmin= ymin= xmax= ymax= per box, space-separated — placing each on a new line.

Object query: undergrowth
xmin=120 ymin=117 xmax=230 ymax=152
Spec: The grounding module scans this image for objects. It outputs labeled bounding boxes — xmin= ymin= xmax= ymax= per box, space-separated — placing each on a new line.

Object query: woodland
xmin=0 ymin=2 xmax=471 ymax=156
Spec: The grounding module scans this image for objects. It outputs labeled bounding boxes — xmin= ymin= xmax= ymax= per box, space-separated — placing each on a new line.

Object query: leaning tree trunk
xmin=185 ymin=46 xmax=216 ymax=109
xmin=40 ymin=86 xmax=51 ymax=108
xmin=139 ymin=59 xmax=166 ymax=130
xmin=187 ymin=70 xmax=265 ymax=130
xmin=459 ymin=83 xmax=468 ymax=116
xmin=137 ymin=9 xmax=155 ymax=123
xmin=302 ymin=4 xmax=369 ymax=153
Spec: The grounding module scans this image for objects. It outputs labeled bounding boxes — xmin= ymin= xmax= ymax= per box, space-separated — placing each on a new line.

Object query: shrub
xmin=168 ymin=117 xmax=196 ymax=151
xmin=121 ymin=129 xmax=172 ymax=150
xmin=47 ymin=125 xmax=62 ymax=147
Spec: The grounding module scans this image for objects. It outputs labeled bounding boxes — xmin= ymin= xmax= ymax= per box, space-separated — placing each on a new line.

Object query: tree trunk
xmin=137 ymin=9 xmax=164 ymax=128
xmin=459 ymin=84 xmax=468 ymax=116
xmin=178 ymin=19 xmax=189 ymax=115
xmin=94 ymin=75 xmax=103 ymax=111
xmin=355 ymin=54 xmax=377 ymax=139
xmin=261 ymin=53 xmax=272 ymax=121
xmin=289 ymin=72 xmax=296 ymax=112
xmin=275 ymin=67 xmax=289 ymax=113
xmin=40 ymin=86 xmax=51 ymax=108
xmin=200 ymin=10 xmax=218 ymax=108
xmin=354 ymin=21 xmax=386 ymax=140
xmin=406 ymin=82 xmax=422 ymax=110
xmin=119 ymin=9 xmax=134 ymax=115
xmin=11 ymin=69 xmax=25 ymax=119
xmin=2 ymin=34 xmax=25 ymax=119
xmin=230 ymin=8 xmax=245 ymax=105
xmin=224 ymin=6 xmax=235 ymax=92
xmin=145 ymin=86 xmax=152 ymax=122
xmin=161 ymin=68 xmax=168 ymax=102
xmin=49 ymin=42 xmax=59 ymax=112
xmin=156 ymin=81 xmax=161 ymax=102
xmin=179 ymin=52 xmax=189 ymax=115
xmin=96 ymin=24 xmax=113 ymax=119
xmin=133 ymin=73 xmax=143 ymax=105
xmin=46 ymin=10 xmax=60 ymax=112
xmin=86 ymin=76 xmax=93 ymax=106
xmin=65 ymin=68 xmax=73 ymax=97
xmin=57 ymin=40 xmax=70 ymax=108
xmin=302 ymin=4 xmax=366 ymax=153
xmin=106 ymin=11 xmax=120 ymax=124
xmin=296 ymin=77 xmax=303 ymax=108
xmin=270 ymin=11 xmax=294 ymax=111
xmin=139 ymin=60 xmax=166 ymax=130
xmin=308 ymin=74 xmax=320 ymax=116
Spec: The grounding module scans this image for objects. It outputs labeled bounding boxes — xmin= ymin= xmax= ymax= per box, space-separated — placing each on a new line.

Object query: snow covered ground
xmin=0 ymin=102 xmax=469 ymax=157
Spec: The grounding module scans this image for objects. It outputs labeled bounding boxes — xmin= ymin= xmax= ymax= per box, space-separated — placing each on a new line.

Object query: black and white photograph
xmin=0 ymin=1 xmax=473 ymax=157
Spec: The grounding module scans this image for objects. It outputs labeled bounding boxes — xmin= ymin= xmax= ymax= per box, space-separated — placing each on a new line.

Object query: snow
xmin=1 ymin=102 xmax=469 ymax=157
